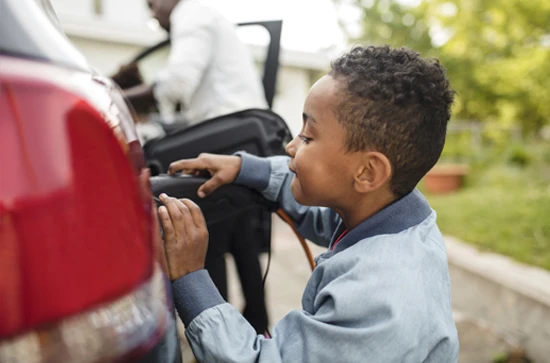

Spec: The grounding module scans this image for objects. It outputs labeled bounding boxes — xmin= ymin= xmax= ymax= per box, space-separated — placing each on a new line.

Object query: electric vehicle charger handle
xmin=150 ymin=174 xmax=277 ymax=226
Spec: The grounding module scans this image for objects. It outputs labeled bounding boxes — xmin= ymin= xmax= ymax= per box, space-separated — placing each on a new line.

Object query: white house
xmin=51 ymin=0 xmax=341 ymax=135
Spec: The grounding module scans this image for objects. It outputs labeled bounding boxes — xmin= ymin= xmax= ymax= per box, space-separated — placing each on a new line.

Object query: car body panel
xmin=0 ymin=0 xmax=89 ymax=71
xmin=0 ymin=0 xmax=181 ymax=361
xmin=0 ymin=57 xmax=153 ymax=337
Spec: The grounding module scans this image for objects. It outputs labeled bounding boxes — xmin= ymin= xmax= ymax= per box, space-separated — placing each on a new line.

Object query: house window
xmin=93 ymin=0 xmax=103 ymax=15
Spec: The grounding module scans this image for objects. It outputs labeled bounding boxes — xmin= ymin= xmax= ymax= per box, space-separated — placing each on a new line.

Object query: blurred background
xmin=49 ymin=1 xmax=550 ymax=362
xmin=49 ymin=0 xmax=345 ymax=135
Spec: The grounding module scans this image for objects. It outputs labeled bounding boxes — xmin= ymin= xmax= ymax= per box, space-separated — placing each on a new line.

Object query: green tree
xmin=337 ymin=0 xmax=550 ymax=133
xmin=338 ymin=0 xmax=434 ymax=54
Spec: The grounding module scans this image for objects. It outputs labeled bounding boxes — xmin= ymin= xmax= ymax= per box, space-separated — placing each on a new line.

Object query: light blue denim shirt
xmin=172 ymin=154 xmax=459 ymax=363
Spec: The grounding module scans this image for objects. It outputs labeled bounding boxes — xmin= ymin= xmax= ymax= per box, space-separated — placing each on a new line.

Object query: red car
xmin=0 ymin=0 xmax=182 ymax=361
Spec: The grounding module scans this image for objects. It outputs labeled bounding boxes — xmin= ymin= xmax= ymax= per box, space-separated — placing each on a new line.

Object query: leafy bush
xmin=507 ymin=144 xmax=532 ymax=167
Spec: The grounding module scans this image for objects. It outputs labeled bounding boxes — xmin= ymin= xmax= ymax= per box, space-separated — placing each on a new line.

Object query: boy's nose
xmin=285 ymin=136 xmax=298 ymax=157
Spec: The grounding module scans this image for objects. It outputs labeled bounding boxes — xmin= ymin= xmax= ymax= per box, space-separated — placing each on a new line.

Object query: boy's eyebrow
xmin=302 ymin=112 xmax=317 ymax=123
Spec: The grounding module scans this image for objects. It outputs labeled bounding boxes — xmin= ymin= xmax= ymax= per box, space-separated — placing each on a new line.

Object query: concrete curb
xmin=445 ymin=236 xmax=550 ymax=362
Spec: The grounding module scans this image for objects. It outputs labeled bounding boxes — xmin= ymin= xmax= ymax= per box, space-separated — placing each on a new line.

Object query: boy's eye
xmin=298 ymin=134 xmax=312 ymax=144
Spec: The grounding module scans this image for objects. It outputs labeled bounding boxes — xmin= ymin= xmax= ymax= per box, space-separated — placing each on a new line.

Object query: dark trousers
xmin=204 ymin=207 xmax=269 ymax=334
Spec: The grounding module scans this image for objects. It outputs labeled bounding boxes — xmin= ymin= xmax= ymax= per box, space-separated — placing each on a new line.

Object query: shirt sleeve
xmin=177 ymin=256 xmax=418 ymax=363
xmin=153 ymin=10 xmax=213 ymax=110
xmin=234 ymin=152 xmax=341 ymax=248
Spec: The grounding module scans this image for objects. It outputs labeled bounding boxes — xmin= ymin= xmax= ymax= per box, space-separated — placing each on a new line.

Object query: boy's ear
xmin=354 ymin=151 xmax=392 ymax=193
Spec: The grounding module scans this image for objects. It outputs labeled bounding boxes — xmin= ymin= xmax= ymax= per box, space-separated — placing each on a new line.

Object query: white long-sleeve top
xmin=154 ymin=0 xmax=268 ymax=125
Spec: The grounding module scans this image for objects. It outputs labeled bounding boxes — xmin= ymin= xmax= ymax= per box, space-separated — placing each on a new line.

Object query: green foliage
xmin=507 ymin=144 xmax=532 ymax=167
xmin=426 ymin=173 xmax=550 ymax=271
xmin=492 ymin=353 xmax=509 ymax=363
xmin=440 ymin=123 xmax=525 ymax=164
xmin=338 ymin=0 xmax=550 ymax=133
xmin=422 ymin=140 xmax=550 ymax=270
xmin=341 ymin=0 xmax=434 ymax=54
xmin=440 ymin=131 xmax=475 ymax=163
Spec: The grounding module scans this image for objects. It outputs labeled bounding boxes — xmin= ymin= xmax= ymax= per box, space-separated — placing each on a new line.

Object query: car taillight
xmin=0 ymin=56 xmax=167 ymax=360
xmin=0 ymin=266 xmax=169 ymax=363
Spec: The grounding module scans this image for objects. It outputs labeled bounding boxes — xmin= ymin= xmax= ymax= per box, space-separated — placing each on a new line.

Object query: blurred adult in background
xmin=117 ymin=0 xmax=270 ymax=335
xmin=123 ymin=0 xmax=267 ymax=125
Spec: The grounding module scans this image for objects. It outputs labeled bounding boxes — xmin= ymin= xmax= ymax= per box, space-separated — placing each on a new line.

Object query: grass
xmin=422 ymin=140 xmax=550 ymax=271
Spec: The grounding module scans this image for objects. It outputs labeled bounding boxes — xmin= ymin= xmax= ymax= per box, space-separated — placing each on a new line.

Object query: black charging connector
xmin=150 ymin=174 xmax=278 ymax=226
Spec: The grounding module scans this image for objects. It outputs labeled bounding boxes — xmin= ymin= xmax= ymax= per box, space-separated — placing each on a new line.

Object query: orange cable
xmin=275 ymin=209 xmax=316 ymax=271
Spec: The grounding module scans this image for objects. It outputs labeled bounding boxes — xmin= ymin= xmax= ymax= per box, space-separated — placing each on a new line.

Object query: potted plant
xmin=424 ymin=163 xmax=469 ymax=194
xmin=423 ymin=132 xmax=471 ymax=194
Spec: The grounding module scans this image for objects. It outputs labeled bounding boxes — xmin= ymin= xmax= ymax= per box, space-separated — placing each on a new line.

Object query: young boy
xmin=158 ymin=45 xmax=459 ymax=362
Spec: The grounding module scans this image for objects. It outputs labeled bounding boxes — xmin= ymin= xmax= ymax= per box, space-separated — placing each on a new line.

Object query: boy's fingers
xmin=197 ymin=174 xmax=226 ymax=197
xmin=168 ymin=158 xmax=208 ymax=175
xmin=175 ymin=198 xmax=195 ymax=237
xmin=160 ymin=194 xmax=183 ymax=225
xmin=158 ymin=206 xmax=176 ymax=243
xmin=181 ymin=199 xmax=207 ymax=229
xmin=177 ymin=168 xmax=202 ymax=176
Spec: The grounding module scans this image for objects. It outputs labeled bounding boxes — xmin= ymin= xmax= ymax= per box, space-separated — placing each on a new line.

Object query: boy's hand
xmin=158 ymin=194 xmax=209 ymax=281
xmin=168 ymin=153 xmax=242 ymax=198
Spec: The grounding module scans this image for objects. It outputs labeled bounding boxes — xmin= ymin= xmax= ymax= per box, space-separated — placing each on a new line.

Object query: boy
xmin=158 ymin=45 xmax=459 ymax=362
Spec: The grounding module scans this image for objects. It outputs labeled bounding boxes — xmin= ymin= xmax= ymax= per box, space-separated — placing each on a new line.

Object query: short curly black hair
xmin=329 ymin=45 xmax=455 ymax=197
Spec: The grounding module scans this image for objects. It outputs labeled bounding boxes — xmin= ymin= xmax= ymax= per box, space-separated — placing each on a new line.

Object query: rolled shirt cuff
xmin=233 ymin=152 xmax=271 ymax=191
xmin=171 ymin=269 xmax=225 ymax=326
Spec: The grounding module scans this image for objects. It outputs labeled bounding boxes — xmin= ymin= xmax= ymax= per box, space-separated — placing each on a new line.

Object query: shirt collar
xmin=327 ymin=189 xmax=432 ymax=254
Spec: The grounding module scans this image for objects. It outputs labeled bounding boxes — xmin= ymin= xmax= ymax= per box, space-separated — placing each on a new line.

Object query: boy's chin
xmin=292 ymin=192 xmax=307 ymax=205
xmin=290 ymin=181 xmax=315 ymax=206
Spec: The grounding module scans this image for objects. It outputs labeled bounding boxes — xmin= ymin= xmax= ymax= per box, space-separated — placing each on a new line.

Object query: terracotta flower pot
xmin=424 ymin=164 xmax=469 ymax=194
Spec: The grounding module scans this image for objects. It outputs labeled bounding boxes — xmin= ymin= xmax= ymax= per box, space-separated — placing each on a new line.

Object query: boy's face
xmin=285 ymin=75 xmax=358 ymax=209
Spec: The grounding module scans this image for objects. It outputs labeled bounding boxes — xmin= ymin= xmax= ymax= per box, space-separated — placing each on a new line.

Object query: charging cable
xmin=275 ymin=209 xmax=316 ymax=271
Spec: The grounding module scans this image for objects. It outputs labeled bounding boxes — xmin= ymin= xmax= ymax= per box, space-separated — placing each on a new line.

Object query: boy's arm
xmin=167 ymin=153 xmax=340 ymax=248
xmin=158 ymin=189 xmax=458 ymax=363
xmin=234 ymin=153 xmax=340 ymax=247
xmin=173 ymin=260 xmax=429 ymax=363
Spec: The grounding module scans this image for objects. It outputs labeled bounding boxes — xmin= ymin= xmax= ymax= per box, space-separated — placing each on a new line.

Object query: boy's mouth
xmin=288 ymin=163 xmax=297 ymax=175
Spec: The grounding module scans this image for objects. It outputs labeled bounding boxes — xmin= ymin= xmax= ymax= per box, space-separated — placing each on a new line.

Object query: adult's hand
xmin=168 ymin=153 xmax=242 ymax=198
xmin=158 ymin=194 xmax=209 ymax=281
